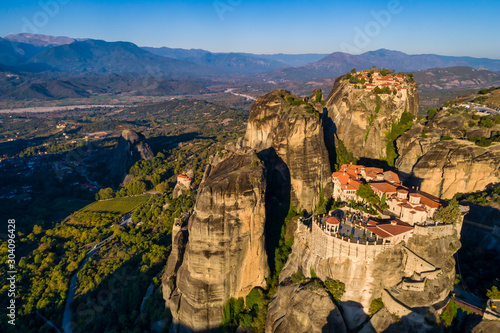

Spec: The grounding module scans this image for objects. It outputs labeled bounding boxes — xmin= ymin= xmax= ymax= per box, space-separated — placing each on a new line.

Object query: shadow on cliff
xmin=322 ymin=108 xmax=337 ymax=172
xmin=343 ymin=301 xmax=478 ymax=333
xmin=257 ymin=147 xmax=291 ymax=272
xmin=321 ymin=108 xmax=397 ymax=174
xmin=147 ymin=132 xmax=211 ymax=153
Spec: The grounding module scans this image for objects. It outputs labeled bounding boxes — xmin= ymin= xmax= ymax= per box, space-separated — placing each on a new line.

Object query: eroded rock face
xmin=265 ymin=281 xmax=347 ymax=333
xmin=163 ymin=149 xmax=268 ymax=332
xmin=406 ymin=142 xmax=500 ymax=199
xmin=108 ymin=129 xmax=154 ymax=181
xmin=395 ymin=112 xmax=500 ymax=199
xmin=324 ymin=72 xmax=418 ymax=160
xmin=244 ymin=89 xmax=332 ymax=212
xmin=121 ymin=129 xmax=154 ymax=160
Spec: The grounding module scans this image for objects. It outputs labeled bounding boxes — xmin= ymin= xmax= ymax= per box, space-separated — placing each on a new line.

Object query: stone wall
xmin=403 ymin=247 xmax=436 ymax=276
xmin=299 ymin=222 xmax=394 ymax=263
xmin=401 ymin=279 xmax=426 ymax=292
xmin=381 ymin=289 xmax=412 ymax=318
xmin=413 ymin=223 xmax=459 ymax=238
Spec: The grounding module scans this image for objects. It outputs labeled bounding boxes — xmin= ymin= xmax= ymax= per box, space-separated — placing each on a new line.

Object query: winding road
xmin=62 ymin=214 xmax=132 ymax=333
xmin=224 ymin=88 xmax=256 ymax=101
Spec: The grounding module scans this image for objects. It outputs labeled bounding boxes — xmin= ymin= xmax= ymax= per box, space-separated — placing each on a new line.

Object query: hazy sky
xmin=1 ymin=0 xmax=500 ymax=58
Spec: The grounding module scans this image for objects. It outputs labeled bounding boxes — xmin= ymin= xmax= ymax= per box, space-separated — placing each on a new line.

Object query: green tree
xmin=324 ymin=278 xmax=345 ymax=301
xmin=155 ymin=182 xmax=169 ymax=193
xmin=222 ymin=297 xmax=245 ymax=325
xmin=487 ymin=280 xmax=500 ymax=299
xmin=380 ymin=193 xmax=388 ymax=210
xmin=315 ymin=90 xmax=322 ymax=103
xmin=291 ymin=269 xmax=306 ymax=284
xmin=245 ymin=288 xmax=262 ymax=311
xmin=434 ymin=198 xmax=462 ymax=224
xmin=335 ymin=139 xmax=357 ymax=170
xmin=369 ymin=298 xmax=384 ymax=315
xmin=33 ymin=225 xmax=44 ymax=235
xmin=357 ymin=184 xmax=380 ymax=206
xmin=96 ymin=187 xmax=114 ymax=200
xmin=426 ymin=108 xmax=438 ymax=120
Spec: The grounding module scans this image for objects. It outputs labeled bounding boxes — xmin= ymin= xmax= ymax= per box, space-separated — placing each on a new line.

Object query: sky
xmin=1 ymin=0 xmax=500 ymax=58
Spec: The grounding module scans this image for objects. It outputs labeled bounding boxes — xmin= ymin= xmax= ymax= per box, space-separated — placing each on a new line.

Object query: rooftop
xmin=325 ymin=217 xmax=341 ymax=225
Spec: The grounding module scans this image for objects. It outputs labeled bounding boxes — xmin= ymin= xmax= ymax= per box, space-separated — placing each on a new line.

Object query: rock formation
xmin=265 ymin=281 xmax=347 ymax=333
xmin=244 ymin=89 xmax=332 ymax=212
xmin=280 ymin=220 xmax=462 ymax=331
xmin=163 ymin=149 xmax=268 ymax=332
xmin=108 ymin=129 xmax=154 ymax=182
xmin=395 ymin=110 xmax=500 ymax=199
xmin=324 ymin=70 xmax=418 ymax=160
xmin=119 ymin=129 xmax=155 ymax=161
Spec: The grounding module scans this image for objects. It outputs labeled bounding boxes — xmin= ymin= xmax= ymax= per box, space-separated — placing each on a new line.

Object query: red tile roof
xmin=370 ymin=182 xmax=397 ymax=194
xmin=325 ymin=217 xmax=341 ymax=225
xmin=178 ymin=174 xmax=191 ymax=180
xmin=333 ymin=163 xmax=442 ymax=211
xmin=417 ymin=194 xmax=441 ymax=209
xmin=383 ymin=171 xmax=400 ymax=184
xmin=367 ymin=219 xmax=413 ymax=238
xmin=342 ymin=179 xmax=361 ymax=191
xmin=366 ymin=226 xmax=392 ymax=239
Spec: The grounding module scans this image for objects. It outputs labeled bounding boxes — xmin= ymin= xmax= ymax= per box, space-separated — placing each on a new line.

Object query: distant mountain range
xmin=413 ymin=66 xmax=500 ymax=92
xmin=2 ymin=33 xmax=500 ymax=80
xmin=4 ymin=33 xmax=87 ymax=47
xmin=1 ymin=33 xmax=500 ymax=105
xmin=142 ymin=47 xmax=328 ymax=72
xmin=142 ymin=46 xmax=287 ymax=75
xmin=259 ymin=49 xmax=500 ymax=81
xmin=28 ymin=39 xmax=219 ymax=77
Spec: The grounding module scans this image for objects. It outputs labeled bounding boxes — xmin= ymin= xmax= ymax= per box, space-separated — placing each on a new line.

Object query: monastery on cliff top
xmin=332 ymin=163 xmax=442 ymax=226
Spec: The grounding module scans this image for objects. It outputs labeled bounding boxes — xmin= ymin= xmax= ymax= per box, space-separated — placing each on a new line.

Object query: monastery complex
xmin=298 ymin=163 xmax=467 ymax=259
xmin=332 ymin=163 xmax=442 ymax=226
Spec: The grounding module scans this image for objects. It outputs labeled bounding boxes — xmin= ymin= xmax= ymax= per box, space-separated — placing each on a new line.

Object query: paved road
xmin=474 ymin=106 xmax=500 ymax=115
xmin=62 ymin=234 xmax=114 ymax=333
xmin=224 ymin=88 xmax=256 ymax=101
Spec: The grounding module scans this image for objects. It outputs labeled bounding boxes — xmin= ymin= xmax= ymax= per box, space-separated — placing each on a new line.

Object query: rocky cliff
xmin=266 ymin=281 xmax=347 ymax=333
xmin=395 ymin=110 xmax=500 ymax=199
xmin=280 ymin=221 xmax=461 ymax=331
xmin=324 ymin=70 xmax=418 ymax=160
xmin=108 ymin=129 xmax=154 ymax=182
xmin=244 ymin=89 xmax=332 ymax=212
xmin=163 ymin=149 xmax=268 ymax=332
